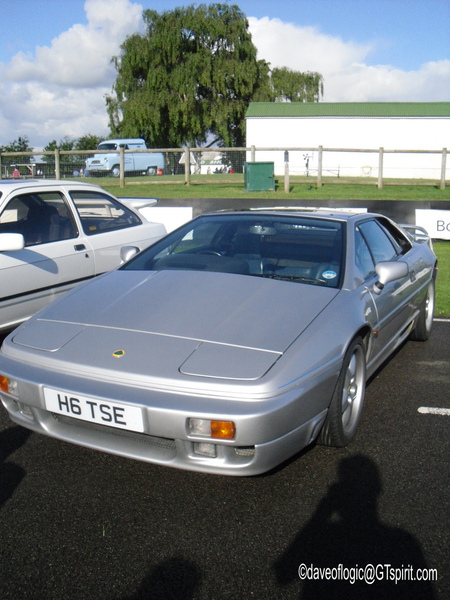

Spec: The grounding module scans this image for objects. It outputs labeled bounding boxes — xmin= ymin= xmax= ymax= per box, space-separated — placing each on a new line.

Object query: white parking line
xmin=418 ymin=407 xmax=450 ymax=416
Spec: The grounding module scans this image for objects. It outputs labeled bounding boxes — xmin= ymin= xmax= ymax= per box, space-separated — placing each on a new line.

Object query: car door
xmin=0 ymin=189 xmax=95 ymax=330
xmin=121 ymin=144 xmax=136 ymax=173
xmin=355 ymin=218 xmax=418 ymax=362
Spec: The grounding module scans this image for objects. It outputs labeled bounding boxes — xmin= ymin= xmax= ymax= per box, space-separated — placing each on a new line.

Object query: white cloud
xmin=1 ymin=80 xmax=110 ymax=143
xmin=5 ymin=0 xmax=143 ymax=88
xmin=0 ymin=0 xmax=144 ymax=148
xmin=248 ymin=16 xmax=450 ymax=102
xmin=248 ymin=16 xmax=373 ymax=76
xmin=324 ymin=60 xmax=450 ymax=102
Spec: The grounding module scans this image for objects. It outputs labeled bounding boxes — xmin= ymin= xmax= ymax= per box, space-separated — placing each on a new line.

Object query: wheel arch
xmin=355 ymin=325 xmax=372 ymax=359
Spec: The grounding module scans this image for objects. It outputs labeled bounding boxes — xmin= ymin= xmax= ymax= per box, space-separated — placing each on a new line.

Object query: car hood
xmin=11 ymin=270 xmax=339 ymax=381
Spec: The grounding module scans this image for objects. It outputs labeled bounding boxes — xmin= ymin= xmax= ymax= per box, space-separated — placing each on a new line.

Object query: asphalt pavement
xmin=0 ymin=322 xmax=449 ymax=600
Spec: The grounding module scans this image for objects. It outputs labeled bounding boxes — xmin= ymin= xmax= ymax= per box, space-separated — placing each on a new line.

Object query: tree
xmin=75 ymin=134 xmax=103 ymax=152
xmin=107 ymin=4 xmax=276 ymax=148
xmin=73 ymin=134 xmax=103 ymax=163
xmin=42 ymin=137 xmax=75 ymax=163
xmin=41 ymin=135 xmax=103 ymax=164
xmin=271 ymin=67 xmax=324 ymax=103
xmin=0 ymin=136 xmax=33 ymax=164
xmin=107 ymin=4 xmax=324 ymax=148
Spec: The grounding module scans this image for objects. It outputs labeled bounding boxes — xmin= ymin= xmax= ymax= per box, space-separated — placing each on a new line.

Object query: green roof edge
xmin=245 ymin=102 xmax=450 ymax=118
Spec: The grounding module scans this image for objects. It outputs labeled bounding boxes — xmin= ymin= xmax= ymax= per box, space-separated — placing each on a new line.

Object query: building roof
xmin=246 ymin=102 xmax=450 ymax=118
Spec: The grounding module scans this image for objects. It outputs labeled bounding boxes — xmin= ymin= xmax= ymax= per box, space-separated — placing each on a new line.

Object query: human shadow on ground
xmin=120 ymin=557 xmax=201 ymax=600
xmin=0 ymin=425 xmax=32 ymax=508
xmin=274 ymin=454 xmax=437 ymax=599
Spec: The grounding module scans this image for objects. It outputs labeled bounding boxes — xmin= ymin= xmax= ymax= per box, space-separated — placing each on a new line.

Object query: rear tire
xmin=147 ymin=166 xmax=157 ymax=176
xmin=410 ymin=279 xmax=435 ymax=341
xmin=318 ymin=336 xmax=366 ymax=447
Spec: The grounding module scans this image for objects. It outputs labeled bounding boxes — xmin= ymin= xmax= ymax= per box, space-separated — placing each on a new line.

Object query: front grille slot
xmin=54 ymin=414 xmax=176 ymax=450
xmin=235 ymin=446 xmax=255 ymax=456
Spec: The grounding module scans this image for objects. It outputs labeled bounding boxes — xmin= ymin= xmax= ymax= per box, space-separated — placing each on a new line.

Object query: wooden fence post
xmin=55 ymin=148 xmax=60 ymax=180
xmin=378 ymin=147 xmax=384 ymax=189
xmin=441 ymin=148 xmax=447 ymax=190
xmin=284 ymin=151 xmax=289 ymax=193
xmin=317 ymin=146 xmax=323 ymax=188
xmin=119 ymin=146 xmax=125 ymax=188
xmin=184 ymin=146 xmax=190 ymax=186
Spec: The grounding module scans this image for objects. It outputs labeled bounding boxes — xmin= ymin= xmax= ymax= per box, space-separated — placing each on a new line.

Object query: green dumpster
xmin=244 ymin=162 xmax=275 ymax=191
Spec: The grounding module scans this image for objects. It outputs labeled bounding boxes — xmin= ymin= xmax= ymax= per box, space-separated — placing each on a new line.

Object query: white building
xmin=245 ymin=102 xmax=450 ymax=180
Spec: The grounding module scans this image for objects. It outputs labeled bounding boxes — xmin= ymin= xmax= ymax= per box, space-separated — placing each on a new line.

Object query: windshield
xmin=122 ymin=214 xmax=344 ymax=287
xmin=97 ymin=143 xmax=118 ymax=151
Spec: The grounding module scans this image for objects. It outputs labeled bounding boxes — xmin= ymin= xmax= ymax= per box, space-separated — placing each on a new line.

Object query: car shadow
xmin=5 ymin=247 xmax=59 ymax=273
xmin=273 ymin=454 xmax=437 ymax=599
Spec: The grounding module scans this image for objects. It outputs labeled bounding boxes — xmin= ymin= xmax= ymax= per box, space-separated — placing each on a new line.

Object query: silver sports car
xmin=0 ymin=210 xmax=437 ymax=475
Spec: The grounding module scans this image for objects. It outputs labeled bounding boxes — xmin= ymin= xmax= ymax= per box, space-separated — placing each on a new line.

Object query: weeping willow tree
xmin=106 ymin=3 xmax=323 ymax=148
xmin=271 ymin=67 xmax=324 ymax=102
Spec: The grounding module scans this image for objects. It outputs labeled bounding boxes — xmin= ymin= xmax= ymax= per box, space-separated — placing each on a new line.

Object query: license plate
xmin=44 ymin=387 xmax=144 ymax=433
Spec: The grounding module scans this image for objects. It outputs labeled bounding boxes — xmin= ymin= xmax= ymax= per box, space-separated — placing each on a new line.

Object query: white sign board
xmin=139 ymin=206 xmax=193 ymax=233
xmin=415 ymin=209 xmax=450 ymax=240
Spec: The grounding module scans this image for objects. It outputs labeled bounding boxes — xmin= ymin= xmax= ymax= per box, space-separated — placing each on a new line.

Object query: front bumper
xmin=0 ymin=355 xmax=337 ymax=476
xmin=85 ymin=164 xmax=109 ymax=173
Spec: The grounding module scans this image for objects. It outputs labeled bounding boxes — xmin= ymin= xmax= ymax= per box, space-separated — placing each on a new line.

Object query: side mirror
xmin=373 ymin=261 xmax=409 ymax=294
xmin=0 ymin=233 xmax=25 ymax=252
xmin=120 ymin=245 xmax=140 ymax=263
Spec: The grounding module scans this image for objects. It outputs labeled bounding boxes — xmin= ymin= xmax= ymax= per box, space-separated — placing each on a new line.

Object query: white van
xmin=85 ymin=139 xmax=164 ymax=177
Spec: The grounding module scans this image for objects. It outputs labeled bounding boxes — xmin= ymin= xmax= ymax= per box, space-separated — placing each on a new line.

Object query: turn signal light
xmin=189 ymin=418 xmax=236 ymax=440
xmin=0 ymin=375 xmax=18 ymax=396
xmin=211 ymin=420 xmax=235 ymax=440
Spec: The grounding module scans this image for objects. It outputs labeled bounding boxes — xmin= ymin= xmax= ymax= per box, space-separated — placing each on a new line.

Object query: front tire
xmin=318 ymin=336 xmax=366 ymax=447
xmin=410 ymin=279 xmax=435 ymax=342
xmin=111 ymin=165 xmax=120 ymax=177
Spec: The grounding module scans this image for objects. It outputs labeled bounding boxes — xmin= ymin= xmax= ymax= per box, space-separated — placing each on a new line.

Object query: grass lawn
xmin=434 ymin=242 xmax=450 ymax=318
xmin=99 ymin=174 xmax=450 ymax=201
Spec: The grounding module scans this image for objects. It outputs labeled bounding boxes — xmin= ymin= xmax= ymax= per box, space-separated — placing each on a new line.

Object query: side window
xmin=358 ymin=220 xmax=400 ymax=264
xmin=355 ymin=228 xmax=375 ymax=279
xmin=70 ymin=191 xmax=141 ymax=236
xmin=0 ymin=191 xmax=77 ymax=247
xmin=377 ymin=218 xmax=412 ymax=254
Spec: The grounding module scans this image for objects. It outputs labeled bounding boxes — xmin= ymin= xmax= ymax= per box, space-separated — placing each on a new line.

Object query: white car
xmin=0 ymin=179 xmax=166 ymax=332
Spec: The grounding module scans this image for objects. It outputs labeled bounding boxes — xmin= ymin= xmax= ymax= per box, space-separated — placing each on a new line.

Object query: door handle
xmin=74 ymin=244 xmax=86 ymax=251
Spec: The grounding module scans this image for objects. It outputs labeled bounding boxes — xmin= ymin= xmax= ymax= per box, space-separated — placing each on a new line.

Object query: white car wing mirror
xmin=0 ymin=233 xmax=25 ymax=252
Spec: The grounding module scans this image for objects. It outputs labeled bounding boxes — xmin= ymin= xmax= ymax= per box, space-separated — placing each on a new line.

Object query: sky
xmin=1 ymin=0 xmax=449 ymax=150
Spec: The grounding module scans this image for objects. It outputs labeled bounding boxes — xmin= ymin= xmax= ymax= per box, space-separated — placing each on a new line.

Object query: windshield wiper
xmin=252 ymin=273 xmax=326 ymax=284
